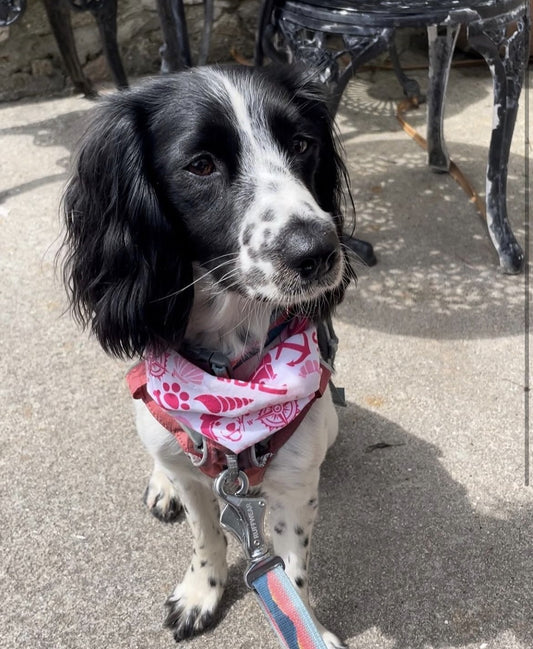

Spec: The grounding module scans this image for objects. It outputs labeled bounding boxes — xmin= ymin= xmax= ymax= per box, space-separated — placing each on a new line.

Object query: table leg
xmin=426 ymin=24 xmax=459 ymax=173
xmin=468 ymin=10 xmax=529 ymax=273
xmin=328 ymin=29 xmax=392 ymax=113
xmin=389 ymin=38 xmax=422 ymax=100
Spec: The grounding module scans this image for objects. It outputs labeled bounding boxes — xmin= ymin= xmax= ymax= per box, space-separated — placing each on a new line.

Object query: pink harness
xmin=127 ymin=318 xmax=331 ymax=485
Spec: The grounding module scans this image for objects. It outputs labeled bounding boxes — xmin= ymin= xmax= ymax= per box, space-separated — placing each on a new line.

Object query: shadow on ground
xmin=335 ymin=134 xmax=525 ymax=339
xmin=311 ymin=403 xmax=532 ymax=649
xmin=0 ymin=108 xmax=91 ymax=203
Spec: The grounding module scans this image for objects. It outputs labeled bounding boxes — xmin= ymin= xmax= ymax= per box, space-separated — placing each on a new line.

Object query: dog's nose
xmin=284 ymin=224 xmax=339 ymax=281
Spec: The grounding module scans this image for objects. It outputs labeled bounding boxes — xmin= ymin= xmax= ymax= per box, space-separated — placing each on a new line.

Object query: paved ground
xmin=1 ymin=58 xmax=532 ymax=649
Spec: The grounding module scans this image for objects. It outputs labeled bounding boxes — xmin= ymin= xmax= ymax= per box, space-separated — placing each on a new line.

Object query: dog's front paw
xmin=144 ymin=469 xmax=182 ymax=522
xmin=308 ymin=617 xmax=347 ymax=649
xmin=321 ymin=628 xmax=348 ymax=649
xmin=164 ymin=571 xmax=225 ymax=641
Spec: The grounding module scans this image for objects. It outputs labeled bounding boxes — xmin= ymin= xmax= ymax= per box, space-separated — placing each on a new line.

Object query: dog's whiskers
xmin=239 ymin=300 xmax=267 ymax=360
xmin=152 ymin=254 xmax=239 ymax=303
xmin=200 ymin=271 xmax=242 ymax=300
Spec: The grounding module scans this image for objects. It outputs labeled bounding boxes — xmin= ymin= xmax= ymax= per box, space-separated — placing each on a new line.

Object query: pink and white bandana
xmin=145 ymin=318 xmax=324 ymax=454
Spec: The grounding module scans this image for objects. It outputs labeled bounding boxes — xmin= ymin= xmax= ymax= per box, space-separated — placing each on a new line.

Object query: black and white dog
xmin=62 ymin=65 xmax=355 ymax=647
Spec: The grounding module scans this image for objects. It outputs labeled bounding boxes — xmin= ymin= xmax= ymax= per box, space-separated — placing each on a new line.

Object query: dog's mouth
xmin=198 ymin=252 xmax=343 ymax=306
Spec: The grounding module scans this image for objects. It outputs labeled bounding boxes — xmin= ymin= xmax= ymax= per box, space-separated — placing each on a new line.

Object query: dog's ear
xmin=306 ymin=94 xmax=346 ymax=221
xmin=62 ymin=92 xmax=193 ymax=359
xmin=272 ymin=67 xmax=347 ymax=218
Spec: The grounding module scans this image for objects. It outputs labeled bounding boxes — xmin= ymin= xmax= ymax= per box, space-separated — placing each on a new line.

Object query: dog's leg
xmin=262 ymin=394 xmax=346 ymax=649
xmin=135 ymin=402 xmax=228 ymax=639
xmin=143 ymin=461 xmax=182 ymax=523
xmin=135 ymin=402 xmax=184 ymax=522
xmin=164 ymin=474 xmax=228 ymax=640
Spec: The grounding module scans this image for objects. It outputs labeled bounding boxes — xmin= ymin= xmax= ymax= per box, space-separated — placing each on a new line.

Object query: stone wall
xmin=0 ymin=0 xmax=260 ymax=101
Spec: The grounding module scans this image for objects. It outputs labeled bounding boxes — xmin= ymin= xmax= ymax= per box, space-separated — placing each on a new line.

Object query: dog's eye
xmin=292 ymin=137 xmax=309 ymax=155
xmin=186 ymin=157 xmax=215 ymax=176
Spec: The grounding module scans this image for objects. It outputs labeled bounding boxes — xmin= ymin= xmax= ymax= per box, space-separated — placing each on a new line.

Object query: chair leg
xmin=198 ymin=0 xmax=214 ymax=66
xmin=426 ymin=24 xmax=458 ymax=173
xmin=468 ymin=13 xmax=529 ymax=274
xmin=254 ymin=0 xmax=276 ymax=65
xmin=90 ymin=0 xmax=128 ymax=89
xmin=156 ymin=0 xmax=192 ymax=72
xmin=42 ymin=0 xmax=96 ymax=98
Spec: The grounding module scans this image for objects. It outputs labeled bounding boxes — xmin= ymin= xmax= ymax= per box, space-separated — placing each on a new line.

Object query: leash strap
xmin=253 ymin=566 xmax=327 ymax=649
xmin=214 ymin=468 xmax=328 ymax=649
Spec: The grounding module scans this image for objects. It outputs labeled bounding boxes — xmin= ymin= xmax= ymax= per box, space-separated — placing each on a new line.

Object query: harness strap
xmin=317 ymin=317 xmax=346 ymax=407
xmin=253 ymin=566 xmax=327 ymax=649
xmin=126 ymin=361 xmax=331 ymax=486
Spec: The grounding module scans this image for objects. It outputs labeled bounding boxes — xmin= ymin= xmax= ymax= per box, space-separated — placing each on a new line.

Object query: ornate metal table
xmin=256 ymin=0 xmax=530 ymax=273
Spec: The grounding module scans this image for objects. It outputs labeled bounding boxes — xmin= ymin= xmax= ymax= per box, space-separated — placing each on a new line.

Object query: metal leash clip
xmin=214 ymin=465 xmax=285 ymax=589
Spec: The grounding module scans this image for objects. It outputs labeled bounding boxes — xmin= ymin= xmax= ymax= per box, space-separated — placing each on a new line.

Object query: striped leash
xmin=214 ymin=465 xmax=328 ymax=649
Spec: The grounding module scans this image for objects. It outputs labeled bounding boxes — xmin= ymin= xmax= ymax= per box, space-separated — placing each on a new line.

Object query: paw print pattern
xmin=153 ymin=382 xmax=190 ymax=411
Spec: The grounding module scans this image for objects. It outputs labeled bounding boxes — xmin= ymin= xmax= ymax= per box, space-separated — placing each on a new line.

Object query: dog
xmin=62 ymin=64 xmax=355 ymax=648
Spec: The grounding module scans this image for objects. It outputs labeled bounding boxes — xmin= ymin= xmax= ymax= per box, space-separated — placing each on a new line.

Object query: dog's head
xmin=62 ymin=65 xmax=355 ymax=358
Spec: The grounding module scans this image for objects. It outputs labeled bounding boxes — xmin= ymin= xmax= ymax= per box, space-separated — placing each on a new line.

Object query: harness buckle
xmin=214 ymin=468 xmax=284 ymax=589
xmin=187 ymin=443 xmax=208 ymax=467
xmin=181 ymin=426 xmax=209 ymax=467
xmin=249 ymin=442 xmax=273 ymax=469
xmin=208 ymin=351 xmax=233 ymax=378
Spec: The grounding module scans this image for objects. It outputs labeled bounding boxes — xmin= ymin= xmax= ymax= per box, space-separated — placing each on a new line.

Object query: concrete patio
xmin=1 ymin=58 xmax=532 ymax=649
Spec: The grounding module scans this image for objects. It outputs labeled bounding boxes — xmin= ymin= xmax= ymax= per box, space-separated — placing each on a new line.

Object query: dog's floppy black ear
xmin=306 ymin=93 xmax=346 ymax=220
xmin=62 ymin=92 xmax=193 ymax=359
xmin=271 ymin=66 xmax=347 ymax=218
